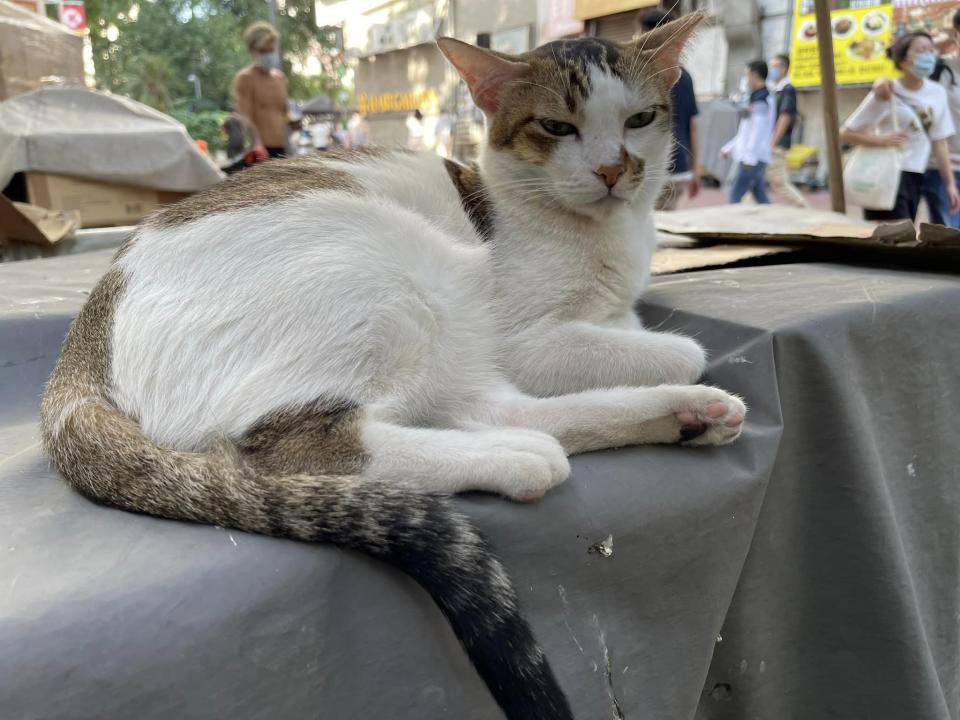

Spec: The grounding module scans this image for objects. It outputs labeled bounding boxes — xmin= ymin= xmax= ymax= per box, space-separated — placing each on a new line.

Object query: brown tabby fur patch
xmin=148 ymin=155 xmax=360 ymax=229
xmin=444 ymin=158 xmax=494 ymax=241
xmin=238 ymin=400 xmax=368 ymax=476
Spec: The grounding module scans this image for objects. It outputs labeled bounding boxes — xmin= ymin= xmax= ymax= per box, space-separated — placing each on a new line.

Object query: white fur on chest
xmin=489 ymin=201 xmax=656 ymax=328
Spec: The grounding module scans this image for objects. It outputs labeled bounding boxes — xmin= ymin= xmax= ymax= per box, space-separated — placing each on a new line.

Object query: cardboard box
xmin=25 ymin=173 xmax=189 ymax=228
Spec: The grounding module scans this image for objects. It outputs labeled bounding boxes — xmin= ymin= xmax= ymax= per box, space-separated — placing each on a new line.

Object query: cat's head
xmin=438 ymin=13 xmax=703 ymax=219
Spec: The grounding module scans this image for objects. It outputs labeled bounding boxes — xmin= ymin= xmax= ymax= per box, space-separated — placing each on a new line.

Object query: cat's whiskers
xmin=628 ymin=5 xmax=689 ymax=80
xmin=631 ymin=13 xmax=697 ymax=82
xmin=549 ymin=45 xmax=573 ymax=102
xmin=510 ymin=80 xmax=567 ymax=107
xmin=460 ymin=178 xmax=557 ymax=205
xmin=646 ymin=64 xmax=682 ymax=83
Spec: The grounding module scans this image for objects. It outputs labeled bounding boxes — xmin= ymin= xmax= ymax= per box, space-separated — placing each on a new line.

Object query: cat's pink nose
xmin=594 ymin=164 xmax=625 ymax=188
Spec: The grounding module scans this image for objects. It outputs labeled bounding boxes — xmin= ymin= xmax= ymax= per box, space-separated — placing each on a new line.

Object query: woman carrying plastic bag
xmin=841 ymin=32 xmax=959 ymax=221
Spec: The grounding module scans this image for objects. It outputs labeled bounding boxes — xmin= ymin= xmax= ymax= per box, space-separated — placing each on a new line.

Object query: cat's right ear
xmin=437 ymin=38 xmax=531 ymax=115
xmin=625 ymin=12 xmax=705 ymax=87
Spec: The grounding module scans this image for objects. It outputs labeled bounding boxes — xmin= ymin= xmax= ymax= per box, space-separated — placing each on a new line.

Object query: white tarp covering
xmin=0 ymin=88 xmax=224 ymax=192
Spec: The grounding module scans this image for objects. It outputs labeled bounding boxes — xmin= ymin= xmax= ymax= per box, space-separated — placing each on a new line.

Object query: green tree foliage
xmin=84 ymin=0 xmax=347 ymax=116
xmin=124 ymin=53 xmax=177 ymax=111
xmin=169 ymin=106 xmax=228 ymax=152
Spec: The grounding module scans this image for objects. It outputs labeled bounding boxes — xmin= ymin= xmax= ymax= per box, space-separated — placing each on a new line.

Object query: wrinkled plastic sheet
xmin=0 ymin=88 xmax=224 ymax=193
xmin=1 ymin=253 xmax=958 ymax=720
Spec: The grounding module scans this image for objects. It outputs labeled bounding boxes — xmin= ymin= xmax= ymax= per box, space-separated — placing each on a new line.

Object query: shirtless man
xmin=232 ymin=22 xmax=289 ymax=158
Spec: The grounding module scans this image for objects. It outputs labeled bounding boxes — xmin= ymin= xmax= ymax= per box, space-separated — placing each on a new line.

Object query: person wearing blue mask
xmin=767 ymin=54 xmax=809 ymax=208
xmin=842 ymin=32 xmax=959 ymax=221
xmin=872 ymin=12 xmax=960 ymax=227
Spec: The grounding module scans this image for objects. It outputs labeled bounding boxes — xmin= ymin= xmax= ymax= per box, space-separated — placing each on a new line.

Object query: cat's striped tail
xmin=40 ymin=270 xmax=574 ymax=720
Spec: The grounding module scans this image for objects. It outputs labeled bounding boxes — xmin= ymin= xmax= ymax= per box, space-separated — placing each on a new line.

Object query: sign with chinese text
xmin=358 ymin=88 xmax=438 ymax=115
xmin=790 ymin=0 xmax=896 ymax=88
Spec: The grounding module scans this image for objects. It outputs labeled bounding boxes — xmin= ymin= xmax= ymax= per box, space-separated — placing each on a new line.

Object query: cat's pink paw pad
xmin=676 ymin=391 xmax=747 ymax=447
xmin=706 ymin=401 xmax=728 ymax=419
xmin=517 ymin=489 xmax=547 ymax=503
xmin=725 ymin=412 xmax=745 ymax=428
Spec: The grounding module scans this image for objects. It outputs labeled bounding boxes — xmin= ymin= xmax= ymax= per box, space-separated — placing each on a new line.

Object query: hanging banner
xmin=790 ymin=0 xmax=896 ymax=88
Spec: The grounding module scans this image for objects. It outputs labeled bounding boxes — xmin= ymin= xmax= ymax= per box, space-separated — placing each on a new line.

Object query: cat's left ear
xmin=626 ymin=12 xmax=705 ymax=87
xmin=437 ymin=37 xmax=531 ymax=114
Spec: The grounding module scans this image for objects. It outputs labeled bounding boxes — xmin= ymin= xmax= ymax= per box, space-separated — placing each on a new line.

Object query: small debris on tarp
xmin=589 ymin=534 xmax=614 ymax=558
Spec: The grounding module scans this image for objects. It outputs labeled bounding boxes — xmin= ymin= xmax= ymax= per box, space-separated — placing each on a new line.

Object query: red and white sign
xmin=60 ymin=3 xmax=86 ymax=32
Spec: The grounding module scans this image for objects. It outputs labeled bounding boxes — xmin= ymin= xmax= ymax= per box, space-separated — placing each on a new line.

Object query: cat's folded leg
xmin=485 ymin=384 xmax=746 ymax=455
xmin=506 ymin=319 xmax=707 ymax=396
xmin=361 ymin=420 xmax=570 ymax=501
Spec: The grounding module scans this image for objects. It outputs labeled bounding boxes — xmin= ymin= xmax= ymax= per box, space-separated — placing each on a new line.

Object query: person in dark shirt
xmin=638 ymin=9 xmax=700 ymax=210
xmin=767 ymin=54 xmax=809 ymax=207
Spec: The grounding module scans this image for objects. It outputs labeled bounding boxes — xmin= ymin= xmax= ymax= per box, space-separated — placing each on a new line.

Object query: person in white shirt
xmin=841 ymin=31 xmax=960 ymax=221
xmin=406 ymin=109 xmax=425 ymax=151
xmin=347 ymin=112 xmax=370 ymax=149
xmin=721 ymin=60 xmax=777 ymax=204
xmin=872 ymin=12 xmax=960 ymax=227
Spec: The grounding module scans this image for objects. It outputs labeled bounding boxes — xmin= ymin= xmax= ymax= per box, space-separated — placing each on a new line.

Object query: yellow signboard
xmin=357 ymin=89 xmax=438 ymax=116
xmin=790 ymin=0 xmax=896 ymax=88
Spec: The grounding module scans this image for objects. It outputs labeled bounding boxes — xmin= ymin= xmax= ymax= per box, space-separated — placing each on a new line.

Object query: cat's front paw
xmin=646 ymin=333 xmax=707 ymax=385
xmin=673 ymin=386 xmax=746 ymax=446
xmin=482 ymin=428 xmax=570 ymax=502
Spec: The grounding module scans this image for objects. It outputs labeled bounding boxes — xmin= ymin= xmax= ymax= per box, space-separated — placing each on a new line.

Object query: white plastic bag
xmin=844 ymin=146 xmax=902 ymax=210
xmin=843 ymin=99 xmax=902 ymax=211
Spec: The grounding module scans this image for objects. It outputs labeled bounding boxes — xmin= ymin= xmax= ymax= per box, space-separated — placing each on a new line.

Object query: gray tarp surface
xmin=1 ymin=252 xmax=958 ymax=720
xmin=0 ymin=88 xmax=224 ymax=193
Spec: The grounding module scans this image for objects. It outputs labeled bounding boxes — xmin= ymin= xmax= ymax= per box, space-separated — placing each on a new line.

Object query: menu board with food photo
xmin=790 ymin=0 xmax=896 ymax=88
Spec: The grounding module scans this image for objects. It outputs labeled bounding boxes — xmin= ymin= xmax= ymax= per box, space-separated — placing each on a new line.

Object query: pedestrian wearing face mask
xmin=841 ymin=31 xmax=959 ymax=221
xmin=871 ymin=13 xmax=960 ymax=226
xmin=232 ymin=22 xmax=290 ymax=159
xmin=767 ymin=54 xmax=809 ymax=208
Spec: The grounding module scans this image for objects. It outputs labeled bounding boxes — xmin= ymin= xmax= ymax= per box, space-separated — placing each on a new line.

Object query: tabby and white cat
xmin=42 ymin=13 xmax=744 ymax=719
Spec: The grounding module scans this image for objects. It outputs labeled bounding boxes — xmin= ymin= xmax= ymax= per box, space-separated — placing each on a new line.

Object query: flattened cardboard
xmin=651 ymin=243 xmax=802 ymax=275
xmin=0 ymin=195 xmax=79 ymax=245
xmin=655 ymin=205 xmax=931 ymax=248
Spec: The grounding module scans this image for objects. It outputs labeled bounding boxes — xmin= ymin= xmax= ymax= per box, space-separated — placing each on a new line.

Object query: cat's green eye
xmin=625 ymin=110 xmax=657 ymax=129
xmin=539 ymin=119 xmax=578 ymax=137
